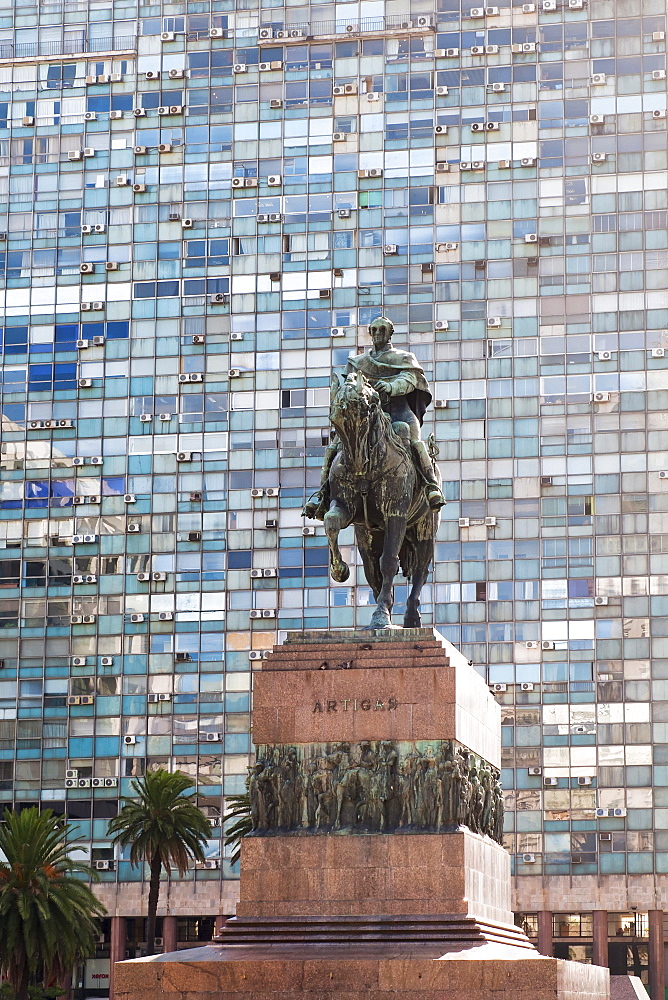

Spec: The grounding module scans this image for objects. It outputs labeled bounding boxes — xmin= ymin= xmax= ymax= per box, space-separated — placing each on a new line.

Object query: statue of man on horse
xmin=302 ymin=316 xmax=445 ymax=630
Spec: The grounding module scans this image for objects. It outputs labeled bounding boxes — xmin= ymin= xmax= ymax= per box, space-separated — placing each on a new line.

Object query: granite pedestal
xmin=115 ymin=629 xmax=610 ymax=1000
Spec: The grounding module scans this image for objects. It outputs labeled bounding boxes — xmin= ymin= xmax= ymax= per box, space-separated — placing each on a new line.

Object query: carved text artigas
xmin=313 ymin=698 xmax=398 ymax=713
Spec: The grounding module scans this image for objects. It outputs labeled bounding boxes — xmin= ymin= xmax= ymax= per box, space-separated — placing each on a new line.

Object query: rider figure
xmin=303 ymin=316 xmax=446 ymax=519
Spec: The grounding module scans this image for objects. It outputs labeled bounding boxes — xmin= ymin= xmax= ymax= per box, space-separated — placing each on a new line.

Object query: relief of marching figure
xmin=248 ymin=740 xmax=504 ymax=844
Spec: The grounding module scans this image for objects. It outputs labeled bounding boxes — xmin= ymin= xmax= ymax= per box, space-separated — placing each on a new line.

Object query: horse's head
xmin=330 ymin=371 xmax=379 ymax=433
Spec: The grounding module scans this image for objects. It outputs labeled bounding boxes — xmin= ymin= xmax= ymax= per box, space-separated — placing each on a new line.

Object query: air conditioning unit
xmin=435 ymin=163 xmax=450 ymax=173
xmin=542 ymin=0 xmax=556 ymax=8
xmin=458 ymin=518 xmax=470 ymax=528
xmin=485 ymin=516 xmax=497 ymax=527
xmin=145 ymin=70 xmax=160 ymax=80
xmin=136 ymin=574 xmax=150 ymax=583
xmin=595 ymin=808 xmax=607 ymax=818
xmin=158 ymin=144 xmax=173 ymax=154
xmin=589 ymin=114 xmax=604 ymax=124
xmin=359 ymin=168 xmax=383 ymax=178
xmin=84 ymin=113 xmax=97 ymax=123
xmin=338 ymin=209 xmax=352 ymax=218
xmin=249 ymin=610 xmax=262 ymax=619
xmin=486 ymin=5 xmax=500 ymax=12
xmin=525 ymin=641 xmax=539 ymax=649
xmin=492 ymin=683 xmax=507 ymax=692
xmin=591 ymin=74 xmax=606 ymax=85
xmin=177 ymin=451 xmax=193 ymax=462
xmin=578 ymin=776 xmax=592 ymax=786
xmin=471 ymin=122 xmax=484 ymax=132
xmin=70 ymin=615 xmax=83 ymax=624
xmin=544 ymin=777 xmax=558 ymax=786
xmin=139 ymin=414 xmax=152 ymax=423
xmin=160 ymin=31 xmax=175 ymax=41
xmin=528 ymin=767 xmax=542 ymax=776
xmin=613 ymin=808 xmax=627 ymax=817
xmin=67 ymin=696 xmax=81 ymax=706
xmin=179 ymin=372 xmax=203 ymax=383
xmin=22 ymin=116 xmax=35 ymax=126
xmin=592 ymin=152 xmax=607 ymax=163
xmin=66 ymin=769 xmax=78 ymax=780
xmin=158 ymin=693 xmax=171 ymax=701
xmin=651 ymin=348 xmax=665 ymax=358
xmin=594 ymin=596 xmax=608 ymax=606
xmin=133 ymin=184 xmax=146 ymax=193
xmin=653 ymin=31 xmax=666 ymax=41
xmin=520 ymin=682 xmax=535 ymax=691
xmin=653 ymin=70 xmax=667 ymax=81
xmin=211 ymin=294 xmax=228 ymax=304
xmin=251 ymin=488 xmax=265 ymax=498
xmin=270 ymin=99 xmax=283 ymax=109
xmin=80 ymin=263 xmax=94 ymax=274
xmin=115 ymin=175 xmax=130 ymax=186
xmin=383 ymin=244 xmax=398 ymax=255
xmin=598 ymin=351 xmax=612 ymax=361
xmin=436 ymin=86 xmax=449 ymax=97
xmin=367 ymin=93 xmax=380 ymax=101
xmin=203 ymin=732 xmax=222 ymax=742
xmin=267 ymin=174 xmax=282 ymax=186
xmin=522 ymin=854 xmax=536 ymax=864
xmin=169 ymin=69 xmax=185 ymax=79
xmin=541 ymin=641 xmax=555 ymax=651
xmin=130 ymin=613 xmax=145 ymax=621
xmin=69 ymin=150 xmax=83 ymax=161
xmin=109 ymin=110 xmax=123 ymax=120
xmin=592 ymin=391 xmax=610 ymax=402
xmin=302 ymin=527 xmax=316 ymax=536
xmin=470 ymin=7 xmax=485 ymax=16
xmin=471 ymin=47 xmax=485 ymax=56
xmin=486 ymin=45 xmax=499 ymax=54
xmin=652 ymin=109 xmax=667 ymax=119
xmin=522 ymin=3 xmax=536 ymax=10
xmin=446 ymin=48 xmax=460 ymax=57
xmin=147 ymin=694 xmax=159 ymax=703
xmin=128 ymin=523 xmax=141 ymax=533
xmin=209 ymin=27 xmax=224 ymax=37
xmin=487 ymin=317 xmax=502 ymax=328
xmin=159 ymin=612 xmax=174 ymax=621
xmin=152 ymin=572 xmax=167 ymax=581
xmin=181 ymin=218 xmax=194 ymax=229
xmin=491 ymin=83 xmax=506 ymax=93
xmin=124 ymin=736 xmax=137 ymax=749
xmin=435 ymin=320 xmax=449 ymax=330
xmin=258 ymin=27 xmax=273 ymax=39
xmin=521 ymin=157 xmax=536 ymax=167
xmin=233 ymin=64 xmax=247 ymax=74
xmin=265 ymin=518 xmax=278 ymax=528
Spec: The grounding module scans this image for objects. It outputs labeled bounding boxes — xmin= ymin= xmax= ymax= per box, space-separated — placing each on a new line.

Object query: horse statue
xmin=323 ymin=371 xmax=441 ymax=629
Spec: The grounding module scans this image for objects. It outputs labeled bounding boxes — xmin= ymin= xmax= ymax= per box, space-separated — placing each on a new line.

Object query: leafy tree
xmin=223 ymin=792 xmax=252 ymax=867
xmin=107 ymin=769 xmax=211 ymax=956
xmin=0 ymin=807 xmax=105 ymax=1000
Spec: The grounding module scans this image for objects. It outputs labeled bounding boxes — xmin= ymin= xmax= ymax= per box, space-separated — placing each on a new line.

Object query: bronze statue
xmin=303 ymin=316 xmax=445 ymax=629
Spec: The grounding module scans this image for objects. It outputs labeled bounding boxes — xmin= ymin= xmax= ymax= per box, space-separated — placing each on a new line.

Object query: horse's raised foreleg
xmin=404 ymin=537 xmax=434 ymax=629
xmin=369 ymin=515 xmax=406 ymax=629
xmin=324 ymin=499 xmax=351 ymax=583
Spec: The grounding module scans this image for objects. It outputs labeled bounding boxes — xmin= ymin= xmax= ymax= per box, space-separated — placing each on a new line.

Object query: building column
xmin=537 ymin=910 xmax=553 ymax=956
xmin=162 ymin=915 xmax=178 ymax=954
xmin=592 ymin=910 xmax=608 ymax=968
xmin=109 ymin=916 xmax=126 ymax=1000
xmin=649 ymin=909 xmax=665 ymax=1000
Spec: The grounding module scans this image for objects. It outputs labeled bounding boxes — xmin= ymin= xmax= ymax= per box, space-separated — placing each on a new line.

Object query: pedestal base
xmin=115 ymin=947 xmax=610 ymax=1000
xmin=237 ymin=829 xmax=511 ymax=924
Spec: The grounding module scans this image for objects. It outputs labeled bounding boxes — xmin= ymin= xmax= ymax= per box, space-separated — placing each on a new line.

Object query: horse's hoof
xmin=330 ymin=562 xmax=350 ymax=583
xmin=368 ymin=610 xmax=394 ymax=630
xmin=403 ymin=614 xmax=422 ymax=629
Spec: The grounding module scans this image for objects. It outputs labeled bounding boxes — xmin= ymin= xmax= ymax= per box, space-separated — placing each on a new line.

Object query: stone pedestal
xmin=115 ymin=629 xmax=610 ymax=1000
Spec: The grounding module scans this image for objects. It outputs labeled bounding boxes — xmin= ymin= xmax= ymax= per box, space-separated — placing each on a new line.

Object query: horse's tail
xmin=400 ymin=510 xmax=438 ymax=578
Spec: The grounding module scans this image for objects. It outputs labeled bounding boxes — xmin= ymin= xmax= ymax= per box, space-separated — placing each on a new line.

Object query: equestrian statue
xmin=303 ymin=316 xmax=445 ymax=629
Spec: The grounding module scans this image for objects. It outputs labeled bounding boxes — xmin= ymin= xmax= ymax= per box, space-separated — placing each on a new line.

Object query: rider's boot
xmin=303 ymin=439 xmax=340 ymax=519
xmin=412 ymin=440 xmax=447 ymax=510
xmin=302 ymin=483 xmax=330 ymax=521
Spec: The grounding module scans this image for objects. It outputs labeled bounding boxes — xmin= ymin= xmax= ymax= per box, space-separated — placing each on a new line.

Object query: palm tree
xmin=107 ymin=768 xmax=211 ymax=956
xmin=223 ymin=792 xmax=252 ymax=867
xmin=0 ymin=807 xmax=105 ymax=1000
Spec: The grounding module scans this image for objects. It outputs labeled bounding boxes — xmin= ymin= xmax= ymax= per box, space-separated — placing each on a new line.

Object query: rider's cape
xmin=346 ymin=347 xmax=432 ymax=426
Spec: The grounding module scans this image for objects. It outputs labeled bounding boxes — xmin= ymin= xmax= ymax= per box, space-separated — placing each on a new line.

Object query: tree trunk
xmin=16 ymin=966 xmax=30 ymax=1000
xmin=145 ymin=850 xmax=162 ymax=957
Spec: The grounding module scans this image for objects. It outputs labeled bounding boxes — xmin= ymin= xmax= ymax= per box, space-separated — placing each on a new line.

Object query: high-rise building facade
xmin=0 ymin=0 xmax=667 ymax=993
